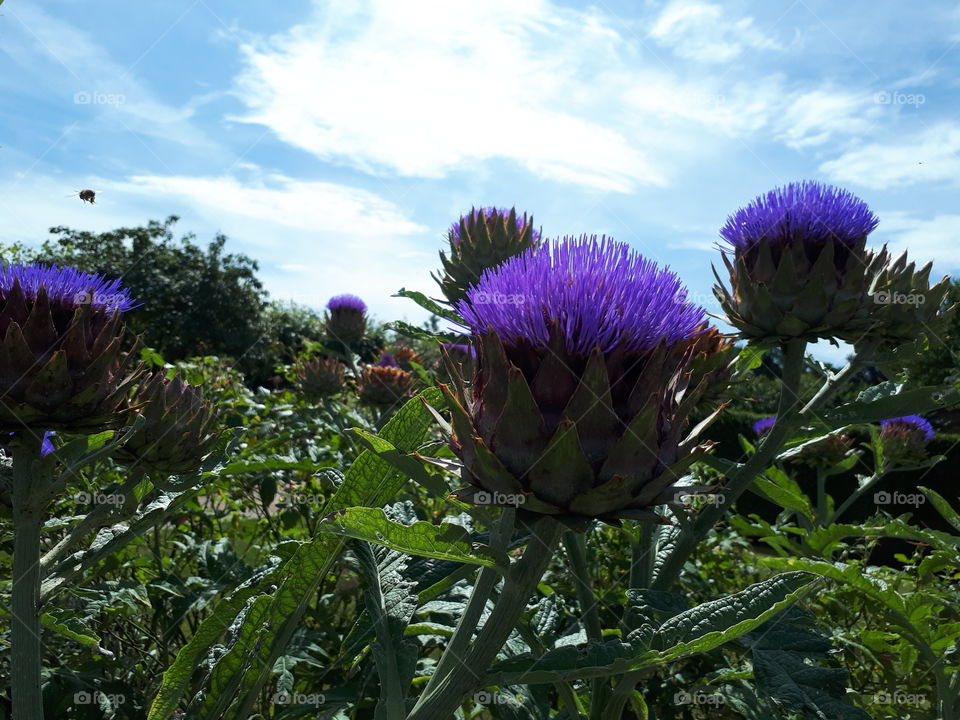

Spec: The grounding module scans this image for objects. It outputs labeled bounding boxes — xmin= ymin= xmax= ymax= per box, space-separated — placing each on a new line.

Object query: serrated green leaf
xmin=320 ymin=507 xmax=504 ymax=567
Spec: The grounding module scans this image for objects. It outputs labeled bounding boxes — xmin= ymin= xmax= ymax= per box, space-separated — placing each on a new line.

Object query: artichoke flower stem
xmin=814 ymin=468 xmax=828 ymax=526
xmin=828 ymin=471 xmax=885 ymax=525
xmin=39 ymin=469 xmax=146 ymax=576
xmin=652 ymin=338 xmax=809 ymax=591
xmin=418 ymin=507 xmax=516 ymax=702
xmin=408 ymin=516 xmax=562 ymax=720
xmin=629 ymin=523 xmax=657 ymax=591
xmin=10 ymin=434 xmax=50 ymax=720
xmin=562 ymin=531 xmax=606 ymax=720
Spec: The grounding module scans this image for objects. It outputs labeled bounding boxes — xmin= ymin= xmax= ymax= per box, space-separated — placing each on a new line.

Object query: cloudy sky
xmin=2 ymin=0 xmax=958 ymax=363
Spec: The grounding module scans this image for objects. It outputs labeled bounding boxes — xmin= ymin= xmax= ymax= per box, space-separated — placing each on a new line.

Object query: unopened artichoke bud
xmin=714 ymin=181 xmax=882 ymax=341
xmin=296 ymin=356 xmax=345 ymax=400
xmin=445 ymin=236 xmax=725 ymax=524
xmin=115 ymin=373 xmax=219 ymax=475
xmin=878 ymin=415 xmax=934 ymax=467
xmin=433 ymin=206 xmax=540 ymax=305
xmin=389 ymin=346 xmax=423 ymax=371
xmin=358 ymin=365 xmax=413 ymax=406
xmin=0 ymin=264 xmax=142 ymax=432
xmin=846 ymin=252 xmax=954 ymax=349
xmin=791 ymin=433 xmax=854 ymax=469
xmin=324 ymin=294 xmax=367 ymax=346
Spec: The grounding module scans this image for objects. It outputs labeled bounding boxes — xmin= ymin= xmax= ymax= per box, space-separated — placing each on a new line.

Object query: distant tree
xmin=30 ymin=216 xmax=268 ymax=364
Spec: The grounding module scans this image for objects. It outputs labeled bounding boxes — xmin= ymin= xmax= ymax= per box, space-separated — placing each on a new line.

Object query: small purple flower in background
xmin=441 ymin=343 xmax=475 ymax=358
xmin=324 ymin=294 xmax=368 ymax=346
xmin=40 ymin=431 xmax=56 ymax=457
xmin=719 ymin=181 xmax=878 ymax=252
xmin=713 ymin=181 xmax=888 ymax=342
xmin=375 ymin=353 xmax=399 ymax=368
xmin=880 ymin=415 xmax=935 ymax=442
xmin=326 ymin=294 xmax=367 ymax=314
xmin=443 ymin=235 xmax=725 ymax=522
xmin=879 ymin=415 xmax=935 ymax=466
xmin=752 ymin=416 xmax=776 ymax=437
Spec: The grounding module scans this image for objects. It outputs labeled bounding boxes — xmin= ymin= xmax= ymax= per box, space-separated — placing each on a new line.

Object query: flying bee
xmin=68 ymin=189 xmax=98 ymax=204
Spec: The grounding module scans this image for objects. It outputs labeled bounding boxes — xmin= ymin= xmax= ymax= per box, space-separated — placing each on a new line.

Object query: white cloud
xmin=648 ymin=1 xmax=779 ymax=62
xmin=231 ymin=0 xmax=880 ymax=193
xmin=819 ymin=124 xmax=960 ymax=189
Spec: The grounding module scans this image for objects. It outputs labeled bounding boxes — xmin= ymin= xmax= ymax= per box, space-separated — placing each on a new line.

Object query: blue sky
xmin=2 ymin=0 xmax=959 ymax=364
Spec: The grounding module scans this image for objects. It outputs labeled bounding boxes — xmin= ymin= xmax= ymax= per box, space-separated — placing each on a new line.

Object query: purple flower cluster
xmin=456 ymin=236 xmax=704 ymax=355
xmin=880 ymin=415 xmax=934 ymax=442
xmin=450 ymin=207 xmax=540 ymax=246
xmin=0 ymin=264 xmax=137 ymax=314
xmin=375 ymin=353 xmax=399 ymax=368
xmin=752 ymin=416 xmax=776 ymax=436
xmin=720 ymin=181 xmax=878 ymax=252
xmin=326 ymin=294 xmax=367 ymax=313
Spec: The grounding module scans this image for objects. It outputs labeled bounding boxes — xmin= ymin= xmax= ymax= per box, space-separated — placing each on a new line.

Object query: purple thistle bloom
xmin=451 ymin=207 xmax=541 ymax=246
xmin=326 ymin=294 xmax=367 ymax=313
xmin=880 ymin=415 xmax=934 ymax=442
xmin=719 ymin=181 xmax=878 ymax=252
xmin=375 ymin=353 xmax=399 ymax=367
xmin=752 ymin=416 xmax=776 ymax=436
xmin=456 ymin=236 xmax=704 ymax=355
xmin=0 ymin=263 xmax=137 ymax=314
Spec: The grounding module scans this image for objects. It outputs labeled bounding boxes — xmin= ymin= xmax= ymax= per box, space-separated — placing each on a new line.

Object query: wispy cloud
xmin=648 ymin=0 xmax=780 ymax=62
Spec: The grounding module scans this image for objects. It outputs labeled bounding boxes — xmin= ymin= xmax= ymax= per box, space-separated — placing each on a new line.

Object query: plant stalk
xmin=408 ymin=516 xmax=562 ymax=720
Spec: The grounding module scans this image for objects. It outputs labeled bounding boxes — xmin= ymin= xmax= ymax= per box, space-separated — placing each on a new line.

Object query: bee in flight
xmin=69 ymin=189 xmax=98 ymax=204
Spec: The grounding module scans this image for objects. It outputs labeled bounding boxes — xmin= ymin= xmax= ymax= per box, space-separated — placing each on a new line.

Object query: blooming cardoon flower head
xmin=440 ymin=236 xmax=727 ymax=524
xmin=324 ymin=294 xmax=367 ymax=346
xmin=358 ymin=365 xmax=414 ymax=406
xmin=433 ymin=206 xmax=540 ymax=305
xmin=752 ymin=416 xmax=776 ymax=437
xmin=296 ymin=356 xmax=346 ymax=400
xmin=879 ymin=415 xmax=935 ymax=466
xmin=714 ymin=181 xmax=890 ymax=341
xmin=0 ymin=263 xmax=142 ymax=432
xmin=376 ymin=352 xmax=399 ymax=368
xmin=114 ymin=373 xmax=219 ymax=476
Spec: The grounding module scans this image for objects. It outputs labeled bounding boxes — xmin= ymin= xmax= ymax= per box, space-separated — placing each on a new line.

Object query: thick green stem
xmin=815 ymin=469 xmax=828 ymax=526
xmin=828 ymin=472 xmax=883 ymax=525
xmin=408 ymin=517 xmax=562 ymax=720
xmin=563 ymin=531 xmax=605 ymax=720
xmin=421 ymin=508 xmax=515 ymax=698
xmin=653 ymin=338 xmax=809 ymax=590
xmin=10 ymin=437 xmax=48 ymax=720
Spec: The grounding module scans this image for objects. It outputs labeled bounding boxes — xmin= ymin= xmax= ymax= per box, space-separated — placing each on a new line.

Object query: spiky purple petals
xmin=456 ymin=236 xmax=704 ymax=355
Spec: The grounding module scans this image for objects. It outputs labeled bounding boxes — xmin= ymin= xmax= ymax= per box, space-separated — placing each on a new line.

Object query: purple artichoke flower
xmin=879 ymin=415 xmax=935 ymax=466
xmin=375 ymin=352 xmax=399 ymax=368
xmin=40 ymin=431 xmax=55 ymax=457
xmin=714 ymin=181 xmax=888 ymax=341
xmin=0 ymin=263 xmax=142 ymax=432
xmin=752 ymin=416 xmax=776 ymax=437
xmin=324 ymin=294 xmax=368 ymax=346
xmin=441 ymin=236 xmax=726 ymax=523
xmin=434 ymin=206 xmax=541 ymax=305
